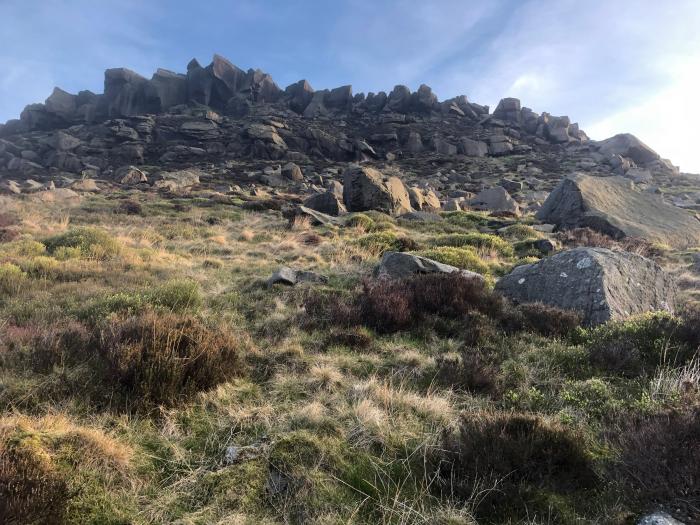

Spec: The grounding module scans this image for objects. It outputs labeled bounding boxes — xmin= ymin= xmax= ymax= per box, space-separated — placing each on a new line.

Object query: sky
xmin=1 ymin=0 xmax=699 ymax=172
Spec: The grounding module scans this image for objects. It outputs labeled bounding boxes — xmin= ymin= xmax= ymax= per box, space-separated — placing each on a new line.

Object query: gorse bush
xmin=415 ymin=247 xmax=490 ymax=274
xmin=96 ymin=311 xmax=248 ymax=407
xmin=431 ymin=232 xmax=514 ymax=257
xmin=44 ymin=227 xmax=121 ymax=260
xmin=0 ymin=263 xmax=26 ymax=296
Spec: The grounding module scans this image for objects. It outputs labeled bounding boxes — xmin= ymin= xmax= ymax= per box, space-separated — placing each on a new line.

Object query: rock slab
xmin=536 ymin=173 xmax=700 ymax=249
xmin=495 ymin=247 xmax=677 ymax=326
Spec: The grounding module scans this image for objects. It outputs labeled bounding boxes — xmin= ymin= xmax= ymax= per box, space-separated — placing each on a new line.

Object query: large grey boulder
xmin=459 ymin=137 xmax=488 ymax=157
xmin=374 ymin=251 xmax=483 ymax=280
xmin=342 ymin=166 xmax=412 ymax=215
xmin=495 ymin=247 xmax=677 ymax=326
xmin=471 ymin=187 xmax=520 ymax=215
xmin=153 ymin=169 xmax=201 ymax=191
xmin=598 ymin=133 xmax=660 ymax=166
xmin=537 ymin=173 xmax=700 ymax=249
xmin=303 ymin=191 xmax=347 ymax=216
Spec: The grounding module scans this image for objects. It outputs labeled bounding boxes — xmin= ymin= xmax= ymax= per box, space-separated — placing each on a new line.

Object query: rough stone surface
xmin=495 ymin=247 xmax=677 ymax=326
xmin=153 ymin=169 xmax=201 ymax=191
xmin=268 ymin=266 xmax=327 ymax=286
xmin=374 ymin=251 xmax=483 ymax=281
xmin=637 ymin=512 xmax=685 ymax=525
xmin=303 ymin=191 xmax=347 ymax=216
xmin=598 ymin=133 xmax=660 ymax=166
xmin=470 ymin=187 xmax=520 ymax=215
xmin=342 ymin=166 xmax=412 ymax=215
xmin=537 ymin=173 xmax=700 ymax=249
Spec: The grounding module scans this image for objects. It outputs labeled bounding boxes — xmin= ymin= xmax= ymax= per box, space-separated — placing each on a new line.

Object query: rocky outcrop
xmin=495 ymin=247 xmax=677 ymax=326
xmin=374 ymin=251 xmax=483 ymax=280
xmin=342 ymin=166 xmax=412 ymax=215
xmin=597 ymin=133 xmax=660 ymax=166
xmin=537 ymin=173 xmax=700 ymax=248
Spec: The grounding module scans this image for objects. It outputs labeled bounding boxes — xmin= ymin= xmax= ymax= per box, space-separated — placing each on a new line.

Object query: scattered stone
xmin=268 ymin=266 xmax=328 ymax=287
xmin=296 ymin=205 xmax=342 ymax=226
xmin=374 ymin=251 xmax=483 ymax=281
xmin=495 ymin=247 xmax=677 ymax=326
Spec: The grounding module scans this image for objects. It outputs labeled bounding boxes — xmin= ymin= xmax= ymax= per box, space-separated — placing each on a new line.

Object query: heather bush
xmin=95 ymin=312 xmax=248 ymax=407
xmin=438 ymin=412 xmax=597 ymax=522
xmin=610 ymin=407 xmax=700 ymax=520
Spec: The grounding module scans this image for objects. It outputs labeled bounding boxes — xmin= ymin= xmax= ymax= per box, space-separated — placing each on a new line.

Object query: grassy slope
xmin=0 ymin=192 xmax=698 ymax=525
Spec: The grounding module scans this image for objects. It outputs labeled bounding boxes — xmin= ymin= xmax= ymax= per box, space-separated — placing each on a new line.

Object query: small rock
xmin=268 ymin=266 xmax=328 ymax=287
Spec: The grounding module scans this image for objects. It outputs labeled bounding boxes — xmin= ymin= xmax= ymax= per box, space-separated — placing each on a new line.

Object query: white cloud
xmin=586 ymin=52 xmax=700 ymax=173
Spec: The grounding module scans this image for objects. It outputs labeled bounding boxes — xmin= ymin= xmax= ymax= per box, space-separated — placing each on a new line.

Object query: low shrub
xmin=555 ymin=228 xmax=664 ymax=258
xmin=148 ymin=279 xmax=203 ymax=312
xmin=583 ymin=312 xmax=694 ymax=377
xmin=0 ymin=442 xmax=70 ymax=524
xmin=358 ymin=273 xmax=503 ymax=333
xmin=513 ymin=303 xmax=582 ymax=338
xmin=96 ymin=311 xmax=248 ymax=407
xmin=438 ymin=412 xmax=597 ymax=522
xmin=0 ymin=263 xmax=27 ymax=296
xmin=610 ymin=407 xmax=700 ymax=519
xmin=431 ymin=232 xmax=514 ymax=257
xmin=499 ymin=223 xmax=541 ymax=241
xmin=415 ymin=247 xmax=490 ymax=274
xmin=355 ymin=232 xmax=419 ymax=256
xmin=44 ymin=227 xmax=121 ymax=260
xmin=344 ymin=213 xmax=375 ymax=231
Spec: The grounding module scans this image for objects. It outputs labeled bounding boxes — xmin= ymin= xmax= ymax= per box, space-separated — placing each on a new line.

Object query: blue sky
xmin=2 ymin=0 xmax=699 ymax=172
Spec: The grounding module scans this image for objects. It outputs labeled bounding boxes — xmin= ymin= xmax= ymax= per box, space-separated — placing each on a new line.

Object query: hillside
xmin=0 ymin=55 xmax=699 ymax=525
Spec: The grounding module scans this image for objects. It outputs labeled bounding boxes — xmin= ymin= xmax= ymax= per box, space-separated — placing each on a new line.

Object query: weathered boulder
xmin=459 ymin=137 xmax=488 ymax=157
xmin=295 ymin=205 xmax=341 ymax=226
xmin=493 ymin=97 xmax=521 ymax=123
xmin=536 ymin=173 xmax=700 ymax=249
xmin=150 ymin=68 xmax=187 ymax=110
xmin=374 ymin=251 xmax=483 ymax=280
xmin=408 ymin=187 xmax=441 ymax=211
xmin=488 ymin=135 xmax=513 ymax=155
xmin=285 ymin=79 xmax=315 ymax=114
xmin=470 ymin=187 xmax=520 ymax=215
xmin=303 ymin=191 xmax=346 ymax=216
xmin=342 ymin=166 xmax=412 ymax=215
xmin=598 ymin=133 xmax=660 ymax=166
xmin=495 ymin=247 xmax=676 ymax=326
xmin=282 ymin=162 xmax=303 ymax=182
xmin=115 ymin=166 xmax=148 ymax=185
xmin=153 ymin=169 xmax=201 ymax=191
